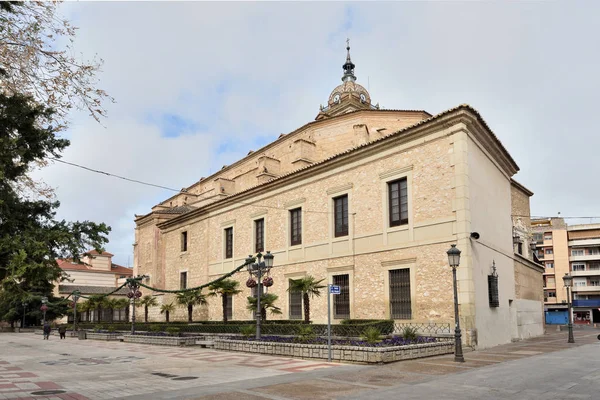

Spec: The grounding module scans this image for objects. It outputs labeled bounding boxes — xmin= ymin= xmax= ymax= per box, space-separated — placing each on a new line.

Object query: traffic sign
xmin=329 ymin=285 xmax=341 ymax=295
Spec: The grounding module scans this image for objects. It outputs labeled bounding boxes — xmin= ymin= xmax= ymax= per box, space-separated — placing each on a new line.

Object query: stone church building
xmin=134 ymin=45 xmax=544 ymax=349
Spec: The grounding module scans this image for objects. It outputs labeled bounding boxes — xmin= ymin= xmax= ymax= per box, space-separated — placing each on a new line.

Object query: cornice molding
xmin=381 ymin=258 xmax=417 ymax=267
xmin=379 ymin=165 xmax=414 ymax=180
xmin=220 ymin=219 xmax=236 ymax=227
xmin=326 ymin=183 xmax=354 ymax=195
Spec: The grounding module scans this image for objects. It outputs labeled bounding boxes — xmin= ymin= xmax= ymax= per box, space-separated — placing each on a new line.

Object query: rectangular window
xmin=225 ymin=227 xmax=233 ymax=259
xmin=547 ymin=291 xmax=556 ymax=298
xmin=333 ymin=274 xmax=350 ymax=319
xmin=180 ymin=271 xmax=187 ymax=289
xmin=288 ymin=279 xmax=303 ymax=320
xmin=389 ymin=269 xmax=412 ymax=319
xmin=488 ymin=274 xmax=499 ymax=308
xmin=181 ymin=231 xmax=188 ymax=252
xmin=547 ymin=276 xmax=555 ymax=285
xmin=544 ymin=234 xmax=552 ymax=241
xmin=388 ymin=178 xmax=408 ymax=227
xmin=290 ymin=208 xmax=302 ymax=246
xmin=254 ymin=219 xmax=264 ymax=253
xmin=591 ymin=279 xmax=600 ymax=286
xmin=225 ymin=294 xmax=233 ymax=320
xmin=334 ymin=195 xmax=349 ymax=237
xmin=517 ymin=242 xmax=523 ymax=255
xmin=573 ymin=263 xmax=586 ymax=271
xmin=533 ymin=233 xmax=543 ymax=243
xmin=545 ymin=248 xmax=553 ymax=255
xmin=546 ymin=262 xmax=554 ymax=269
xmin=572 ymin=249 xmax=584 ymax=256
xmin=590 ymin=248 xmax=600 ymax=255
xmin=590 ymin=262 xmax=600 ymax=271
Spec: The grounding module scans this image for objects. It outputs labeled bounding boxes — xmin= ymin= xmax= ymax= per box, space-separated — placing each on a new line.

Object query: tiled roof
xmin=57 ymin=259 xmax=133 ymax=276
xmin=154 ymin=108 xmax=431 ymax=207
xmin=158 ymin=104 xmax=518 ymax=229
xmin=85 ymin=249 xmax=114 ymax=257
xmin=58 ymin=285 xmax=129 ymax=296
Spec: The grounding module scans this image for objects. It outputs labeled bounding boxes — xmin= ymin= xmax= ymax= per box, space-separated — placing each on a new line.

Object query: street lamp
xmin=72 ymin=291 xmax=80 ymax=332
xmin=245 ymin=251 xmax=275 ymax=339
xmin=562 ymin=273 xmax=575 ymax=343
xmin=126 ymin=277 xmax=143 ymax=334
xmin=22 ymin=301 xmax=27 ymax=329
xmin=40 ymin=296 xmax=48 ymax=326
xmin=447 ymin=244 xmax=465 ymax=363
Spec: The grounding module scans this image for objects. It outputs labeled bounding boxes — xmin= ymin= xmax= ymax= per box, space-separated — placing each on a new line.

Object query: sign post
xmin=328 ymin=284 xmax=341 ymax=362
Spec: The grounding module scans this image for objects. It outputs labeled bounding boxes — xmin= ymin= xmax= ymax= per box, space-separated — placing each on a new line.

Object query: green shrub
xmin=295 ymin=325 xmax=316 ymax=343
xmin=107 ymin=325 xmax=116 ymax=333
xmin=149 ymin=324 xmax=163 ymax=332
xmin=240 ymin=325 xmax=255 ymax=338
xmin=361 ymin=327 xmax=382 ymax=344
xmin=165 ymin=327 xmax=180 ymax=336
xmin=93 ymin=324 xmax=104 ymax=332
xmin=402 ymin=326 xmax=419 ymax=341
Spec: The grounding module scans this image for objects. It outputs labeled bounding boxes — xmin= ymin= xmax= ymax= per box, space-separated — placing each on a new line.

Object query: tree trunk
xmin=188 ymin=304 xmax=193 ymax=322
xmin=144 ymin=306 xmax=148 ymax=323
xmin=261 ymin=307 xmax=267 ymax=322
xmin=222 ymin=294 xmax=227 ymax=322
xmin=97 ymin=306 xmax=102 ymax=323
xmin=166 ymin=311 xmax=170 ymax=323
xmin=303 ymin=293 xmax=310 ymax=324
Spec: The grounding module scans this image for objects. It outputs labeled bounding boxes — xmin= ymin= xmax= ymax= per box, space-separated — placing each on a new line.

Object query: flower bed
xmin=234 ymin=335 xmax=437 ymax=347
xmin=214 ymin=337 xmax=453 ymax=364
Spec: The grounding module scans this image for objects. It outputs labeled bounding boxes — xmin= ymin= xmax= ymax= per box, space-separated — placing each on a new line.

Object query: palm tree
xmin=176 ymin=290 xmax=207 ymax=322
xmin=287 ymin=276 xmax=326 ymax=323
xmin=113 ymin=298 xmax=130 ymax=322
xmin=87 ymin=295 xmax=105 ymax=323
xmin=208 ymin=279 xmax=242 ymax=322
xmin=160 ymin=302 xmax=175 ymax=323
xmin=138 ymin=295 xmax=158 ymax=323
xmin=103 ymin=298 xmax=119 ymax=322
xmin=76 ymin=300 xmax=91 ymax=322
xmin=246 ymin=293 xmax=282 ymax=321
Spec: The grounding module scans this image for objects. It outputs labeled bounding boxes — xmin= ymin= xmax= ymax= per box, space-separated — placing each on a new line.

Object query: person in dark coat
xmin=58 ymin=325 xmax=67 ymax=339
xmin=43 ymin=322 xmax=51 ymax=340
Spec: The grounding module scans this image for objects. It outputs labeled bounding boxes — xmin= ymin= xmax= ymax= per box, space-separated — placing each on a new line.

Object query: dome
xmin=328 ymin=81 xmax=371 ymax=107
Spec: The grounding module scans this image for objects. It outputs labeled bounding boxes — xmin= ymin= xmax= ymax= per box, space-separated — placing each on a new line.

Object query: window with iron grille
xmin=389 ymin=269 xmax=411 ymax=319
xmin=388 ymin=178 xmax=408 ymax=227
xmin=290 ymin=208 xmax=302 ymax=246
xmin=333 ymin=274 xmax=350 ymax=319
xmin=225 ymin=227 xmax=233 ymax=259
xmin=334 ymin=195 xmax=349 ymax=237
xmin=181 ymin=231 xmax=188 ymax=252
xmin=289 ymin=279 xmax=303 ymax=319
xmin=488 ymin=274 xmax=499 ymax=307
xmin=225 ymin=294 xmax=233 ymax=320
xmin=180 ymin=271 xmax=187 ymax=289
xmin=255 ymin=219 xmax=264 ymax=253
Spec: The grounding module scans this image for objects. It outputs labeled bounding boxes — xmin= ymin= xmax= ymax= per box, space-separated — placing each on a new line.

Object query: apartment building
xmin=533 ymin=218 xmax=600 ymax=325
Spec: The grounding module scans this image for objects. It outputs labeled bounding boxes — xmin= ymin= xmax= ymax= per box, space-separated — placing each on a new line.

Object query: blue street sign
xmin=329 ymin=285 xmax=341 ymax=295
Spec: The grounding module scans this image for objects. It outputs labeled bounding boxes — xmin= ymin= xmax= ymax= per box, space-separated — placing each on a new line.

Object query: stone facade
xmin=214 ymin=339 xmax=453 ymax=364
xmin=133 ymin=51 xmax=543 ymax=349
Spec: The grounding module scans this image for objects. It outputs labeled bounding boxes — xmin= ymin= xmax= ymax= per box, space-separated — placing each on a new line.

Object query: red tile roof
xmin=85 ymin=249 xmax=114 ymax=257
xmin=57 ymin=259 xmax=133 ymax=276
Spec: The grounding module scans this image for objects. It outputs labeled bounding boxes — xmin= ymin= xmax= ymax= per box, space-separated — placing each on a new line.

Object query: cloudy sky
xmin=37 ymin=1 xmax=600 ymax=267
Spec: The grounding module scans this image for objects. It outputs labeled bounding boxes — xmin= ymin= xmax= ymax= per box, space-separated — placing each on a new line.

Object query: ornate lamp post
xmin=245 ymin=251 xmax=275 ymax=340
xmin=22 ymin=301 xmax=27 ymax=329
xmin=447 ymin=244 xmax=465 ymax=363
xmin=40 ymin=296 xmax=48 ymax=326
xmin=562 ymin=273 xmax=575 ymax=343
xmin=72 ymin=291 xmax=80 ymax=332
xmin=126 ymin=277 xmax=143 ymax=334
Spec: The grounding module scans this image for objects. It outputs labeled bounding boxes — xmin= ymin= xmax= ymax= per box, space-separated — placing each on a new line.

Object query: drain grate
xmin=172 ymin=376 xmax=198 ymax=381
xmin=31 ymin=390 xmax=66 ymax=395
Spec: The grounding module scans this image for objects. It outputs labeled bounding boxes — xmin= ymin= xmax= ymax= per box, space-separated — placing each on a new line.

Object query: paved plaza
xmin=0 ymin=330 xmax=599 ymax=399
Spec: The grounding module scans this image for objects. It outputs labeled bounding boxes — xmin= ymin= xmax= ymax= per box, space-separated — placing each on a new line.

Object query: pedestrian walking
xmin=43 ymin=322 xmax=51 ymax=340
xmin=58 ymin=325 xmax=66 ymax=339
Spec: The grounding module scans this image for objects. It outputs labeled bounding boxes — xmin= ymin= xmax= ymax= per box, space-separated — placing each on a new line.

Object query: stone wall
xmin=214 ymin=339 xmax=453 ymax=364
xmin=122 ymin=335 xmax=197 ymax=347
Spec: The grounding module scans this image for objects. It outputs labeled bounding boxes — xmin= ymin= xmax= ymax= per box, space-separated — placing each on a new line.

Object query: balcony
xmin=571 ymin=270 xmax=600 ymax=277
xmin=573 ymin=299 xmax=600 ymax=307
xmin=569 ymin=238 xmax=600 ymax=247
xmin=572 ymin=285 xmax=600 ymax=293
xmin=570 ymin=254 xmax=600 ymax=262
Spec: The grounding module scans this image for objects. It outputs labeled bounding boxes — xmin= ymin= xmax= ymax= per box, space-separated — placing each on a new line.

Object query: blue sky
xmin=37 ymin=1 xmax=600 ymax=266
